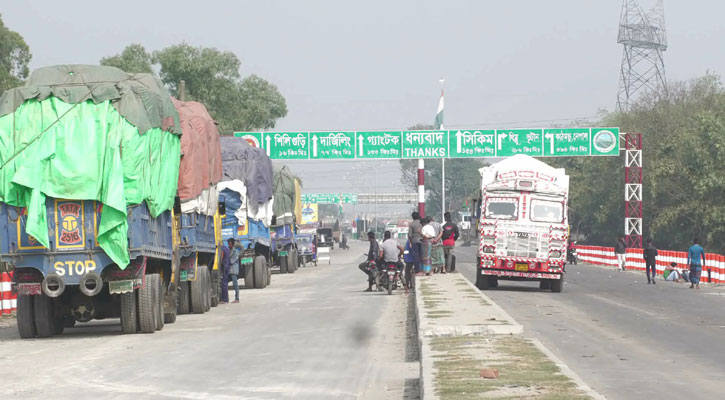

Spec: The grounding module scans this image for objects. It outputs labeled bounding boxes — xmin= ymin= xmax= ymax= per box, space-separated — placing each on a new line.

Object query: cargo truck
xmin=271 ymin=165 xmax=301 ymax=274
xmin=475 ymin=155 xmax=569 ymax=292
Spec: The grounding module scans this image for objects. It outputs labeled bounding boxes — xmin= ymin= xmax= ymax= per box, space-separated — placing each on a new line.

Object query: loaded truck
xmin=271 ymin=165 xmax=301 ymax=274
xmin=475 ymin=155 xmax=569 ymax=292
xmin=0 ymin=65 xmax=224 ymax=338
xmin=217 ymin=136 xmax=274 ymax=289
xmin=172 ymin=98 xmax=223 ymax=315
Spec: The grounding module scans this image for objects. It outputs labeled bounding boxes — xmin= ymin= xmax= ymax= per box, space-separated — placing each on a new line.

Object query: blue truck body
xmin=218 ymin=188 xmax=270 ymax=254
xmin=0 ymin=199 xmax=173 ymax=286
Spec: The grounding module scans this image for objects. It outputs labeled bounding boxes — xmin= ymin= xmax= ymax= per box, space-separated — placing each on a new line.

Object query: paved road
xmin=454 ymin=244 xmax=725 ymax=400
xmin=0 ymin=241 xmax=419 ymax=400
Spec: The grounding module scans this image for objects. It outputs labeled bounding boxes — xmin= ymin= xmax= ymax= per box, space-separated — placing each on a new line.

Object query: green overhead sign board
xmin=234 ymin=128 xmax=619 ymax=160
xmin=302 ymin=193 xmax=358 ymax=204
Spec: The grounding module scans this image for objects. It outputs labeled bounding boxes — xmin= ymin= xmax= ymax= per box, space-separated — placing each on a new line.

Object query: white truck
xmin=476 ymin=155 xmax=569 ymax=292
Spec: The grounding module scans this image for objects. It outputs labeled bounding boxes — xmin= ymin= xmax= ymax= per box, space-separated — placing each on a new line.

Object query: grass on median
xmin=431 ymin=335 xmax=591 ymax=400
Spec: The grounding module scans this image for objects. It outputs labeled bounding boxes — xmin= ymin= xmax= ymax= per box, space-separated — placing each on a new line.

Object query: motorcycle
xmin=567 ymin=245 xmax=578 ymax=265
xmin=377 ymin=261 xmax=404 ymax=295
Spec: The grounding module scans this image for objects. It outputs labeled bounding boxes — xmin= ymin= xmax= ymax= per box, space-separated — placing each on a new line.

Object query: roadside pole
xmin=418 ymin=159 xmax=425 ymax=217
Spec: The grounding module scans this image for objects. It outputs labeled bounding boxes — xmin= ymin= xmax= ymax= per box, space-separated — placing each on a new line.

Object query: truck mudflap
xmin=107 ymin=257 xmax=147 ymax=294
xmin=481 ymin=269 xmax=562 ymax=280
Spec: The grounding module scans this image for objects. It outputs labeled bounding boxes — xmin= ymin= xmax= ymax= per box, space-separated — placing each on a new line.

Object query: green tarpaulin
xmin=0 ymin=65 xmax=181 ymax=269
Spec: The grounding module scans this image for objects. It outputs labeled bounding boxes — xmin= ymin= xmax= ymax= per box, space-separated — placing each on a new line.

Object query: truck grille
xmin=503 ymin=234 xmax=547 ymax=259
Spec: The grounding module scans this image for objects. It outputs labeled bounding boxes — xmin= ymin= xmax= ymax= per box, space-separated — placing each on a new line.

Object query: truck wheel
xmin=202 ymin=267 xmax=211 ymax=312
xmin=254 ymin=256 xmax=267 ymax=288
xmin=33 ymin=293 xmax=56 ymax=338
xmin=475 ymin=272 xmax=490 ymax=290
xmin=243 ymin=262 xmax=254 ymax=290
xmin=253 ymin=256 xmax=265 ymax=289
xmin=17 ymin=294 xmax=36 ymax=339
xmin=539 ymin=280 xmax=551 ymax=290
xmin=190 ymin=268 xmax=205 ymax=314
xmin=138 ymin=273 xmax=159 ymax=333
xmin=279 ymin=255 xmax=289 ymax=274
xmin=550 ymin=278 xmax=563 ymax=293
xmin=178 ymin=282 xmax=190 ymax=315
xmin=156 ymin=275 xmax=167 ymax=329
xmin=120 ymin=290 xmax=137 ymax=334
xmin=490 ymin=277 xmax=498 ymax=288
xmin=288 ymin=250 xmax=297 ymax=273
xmin=266 ymin=263 xmax=272 ymax=287
xmin=210 ymin=270 xmax=220 ymax=307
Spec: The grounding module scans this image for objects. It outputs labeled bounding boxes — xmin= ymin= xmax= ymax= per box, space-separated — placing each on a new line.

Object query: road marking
xmin=586 ymin=294 xmax=660 ymax=318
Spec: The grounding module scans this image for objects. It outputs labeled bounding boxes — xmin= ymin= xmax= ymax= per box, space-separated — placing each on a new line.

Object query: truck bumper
xmin=481 ymin=269 xmax=562 ymax=280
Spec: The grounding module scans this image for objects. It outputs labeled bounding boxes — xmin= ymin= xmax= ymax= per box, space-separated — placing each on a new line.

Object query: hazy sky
xmin=3 ymin=0 xmax=724 ymax=196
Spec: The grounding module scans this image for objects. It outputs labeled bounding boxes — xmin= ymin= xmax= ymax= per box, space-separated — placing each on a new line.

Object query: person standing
xmin=408 ymin=212 xmax=423 ymax=274
xmin=615 ymin=235 xmax=627 ymax=271
xmin=403 ymin=239 xmax=417 ymax=289
xmin=421 ymin=217 xmax=436 ymax=275
xmin=687 ymin=238 xmax=706 ymax=289
xmin=228 ymin=239 xmax=241 ymax=303
xmin=220 ymin=240 xmax=231 ymax=304
xmin=441 ymin=212 xmax=460 ymax=273
xmin=643 ymin=238 xmax=658 ymax=284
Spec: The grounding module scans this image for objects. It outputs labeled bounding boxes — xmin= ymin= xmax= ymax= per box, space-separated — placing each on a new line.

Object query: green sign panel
xmin=357 ymin=131 xmax=402 ymax=158
xmin=310 ymin=131 xmax=355 ymax=159
xmin=301 ymin=193 xmax=358 ymax=204
xmin=402 ymin=130 xmax=448 ymax=158
xmin=233 ymin=127 xmax=619 ymax=159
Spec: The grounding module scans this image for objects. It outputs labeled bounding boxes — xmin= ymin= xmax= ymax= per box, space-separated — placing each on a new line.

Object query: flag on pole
xmin=434 ymin=88 xmax=444 ymax=129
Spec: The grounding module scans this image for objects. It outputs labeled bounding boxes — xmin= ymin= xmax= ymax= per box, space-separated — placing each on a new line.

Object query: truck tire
xmin=178 ymin=281 xmax=190 ymax=315
xmin=288 ymin=250 xmax=296 ymax=274
xmin=190 ymin=268 xmax=205 ymax=314
xmin=120 ymin=291 xmax=137 ymax=334
xmin=138 ymin=273 xmax=158 ymax=333
xmin=539 ymin=280 xmax=551 ymax=290
xmin=253 ymin=256 xmax=265 ymax=289
xmin=155 ymin=275 xmax=166 ymax=330
xmin=202 ymin=267 xmax=211 ymax=312
xmin=550 ymin=278 xmax=563 ymax=293
xmin=33 ymin=293 xmax=56 ymax=338
xmin=244 ymin=262 xmax=255 ymax=289
xmin=266 ymin=263 xmax=272 ymax=287
xmin=254 ymin=256 xmax=267 ymax=288
xmin=16 ymin=294 xmax=36 ymax=339
xmin=475 ymin=272 xmax=490 ymax=290
xmin=279 ymin=255 xmax=288 ymax=274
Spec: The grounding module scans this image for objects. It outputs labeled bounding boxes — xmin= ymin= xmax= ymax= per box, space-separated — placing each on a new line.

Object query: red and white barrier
xmin=1 ymin=271 xmax=16 ymax=315
xmin=575 ymin=245 xmax=725 ymax=284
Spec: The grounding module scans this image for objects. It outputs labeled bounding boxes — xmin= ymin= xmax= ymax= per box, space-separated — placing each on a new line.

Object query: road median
xmin=415 ymin=272 xmax=602 ymax=399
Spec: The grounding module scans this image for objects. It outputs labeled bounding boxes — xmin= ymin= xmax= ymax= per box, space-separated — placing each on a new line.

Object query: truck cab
xmin=476 ymin=155 xmax=569 ymax=292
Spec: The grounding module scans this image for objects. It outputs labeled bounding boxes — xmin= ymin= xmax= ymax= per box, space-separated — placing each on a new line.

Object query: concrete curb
xmin=415 ymin=272 xmax=606 ymax=399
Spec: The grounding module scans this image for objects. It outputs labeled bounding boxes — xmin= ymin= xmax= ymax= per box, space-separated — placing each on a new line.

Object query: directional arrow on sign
xmin=312 ymin=134 xmax=318 ymax=157
xmin=358 ymin=135 xmax=364 ymax=156
xmin=265 ymin=135 xmax=271 ymax=156
xmin=456 ymin=131 xmax=463 ymax=154
xmin=544 ymin=132 xmax=554 ymax=154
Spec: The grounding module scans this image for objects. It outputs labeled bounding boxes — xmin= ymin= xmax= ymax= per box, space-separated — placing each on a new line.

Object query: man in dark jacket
xmin=441 ymin=212 xmax=459 ymax=273
xmin=220 ymin=241 xmax=231 ymax=304
xmin=358 ymin=231 xmax=381 ymax=291
xmin=643 ymin=238 xmax=658 ymax=284
xmin=615 ymin=235 xmax=627 ymax=271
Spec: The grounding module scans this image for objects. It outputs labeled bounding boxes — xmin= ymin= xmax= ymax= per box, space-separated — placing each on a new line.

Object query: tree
xmin=0 ymin=14 xmax=31 ymax=94
xmin=399 ymin=124 xmax=486 ymax=219
xmin=551 ymin=74 xmax=725 ymax=253
xmin=153 ymin=43 xmax=287 ymax=133
xmin=99 ymin=44 xmax=153 ymax=73
xmin=100 ymin=42 xmax=287 ymax=133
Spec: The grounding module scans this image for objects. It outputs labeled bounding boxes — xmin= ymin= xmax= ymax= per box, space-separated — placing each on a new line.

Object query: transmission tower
xmin=616 ymin=0 xmax=667 ymax=112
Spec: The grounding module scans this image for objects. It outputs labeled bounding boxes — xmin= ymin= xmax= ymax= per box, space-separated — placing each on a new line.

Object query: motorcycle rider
xmin=381 ymin=230 xmax=404 ymax=270
xmin=358 ymin=231 xmax=381 ymax=292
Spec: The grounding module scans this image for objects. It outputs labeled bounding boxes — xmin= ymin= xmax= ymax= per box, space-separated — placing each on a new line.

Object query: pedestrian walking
xmin=643 ymin=238 xmax=658 ymax=284
xmin=615 ymin=235 xmax=627 ymax=271
xmin=441 ymin=212 xmax=460 ymax=272
xmin=408 ymin=212 xmax=423 ymax=274
xmin=687 ymin=238 xmax=706 ymax=289
xmin=220 ymin=240 xmax=231 ymax=304
xmin=228 ymin=239 xmax=241 ymax=303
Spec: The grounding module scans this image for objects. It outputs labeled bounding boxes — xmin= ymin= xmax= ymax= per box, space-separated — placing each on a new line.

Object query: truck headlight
xmin=483 ymin=259 xmax=494 ymax=266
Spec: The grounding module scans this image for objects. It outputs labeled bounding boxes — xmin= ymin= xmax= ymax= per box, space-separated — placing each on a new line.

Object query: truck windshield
xmin=484 ymin=198 xmax=518 ymax=220
xmin=530 ymin=199 xmax=563 ymax=223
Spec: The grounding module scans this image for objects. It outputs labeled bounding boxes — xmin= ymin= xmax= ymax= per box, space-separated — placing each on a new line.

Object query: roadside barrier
xmin=576 ymin=245 xmax=725 ymax=284
xmin=1 ymin=270 xmax=16 ymax=315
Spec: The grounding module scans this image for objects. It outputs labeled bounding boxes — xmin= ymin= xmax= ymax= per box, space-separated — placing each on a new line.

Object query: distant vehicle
xmin=317 ymin=228 xmax=335 ymax=249
xmin=476 ymin=155 xmax=569 ymax=293
xmin=296 ymin=233 xmax=317 ymax=267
